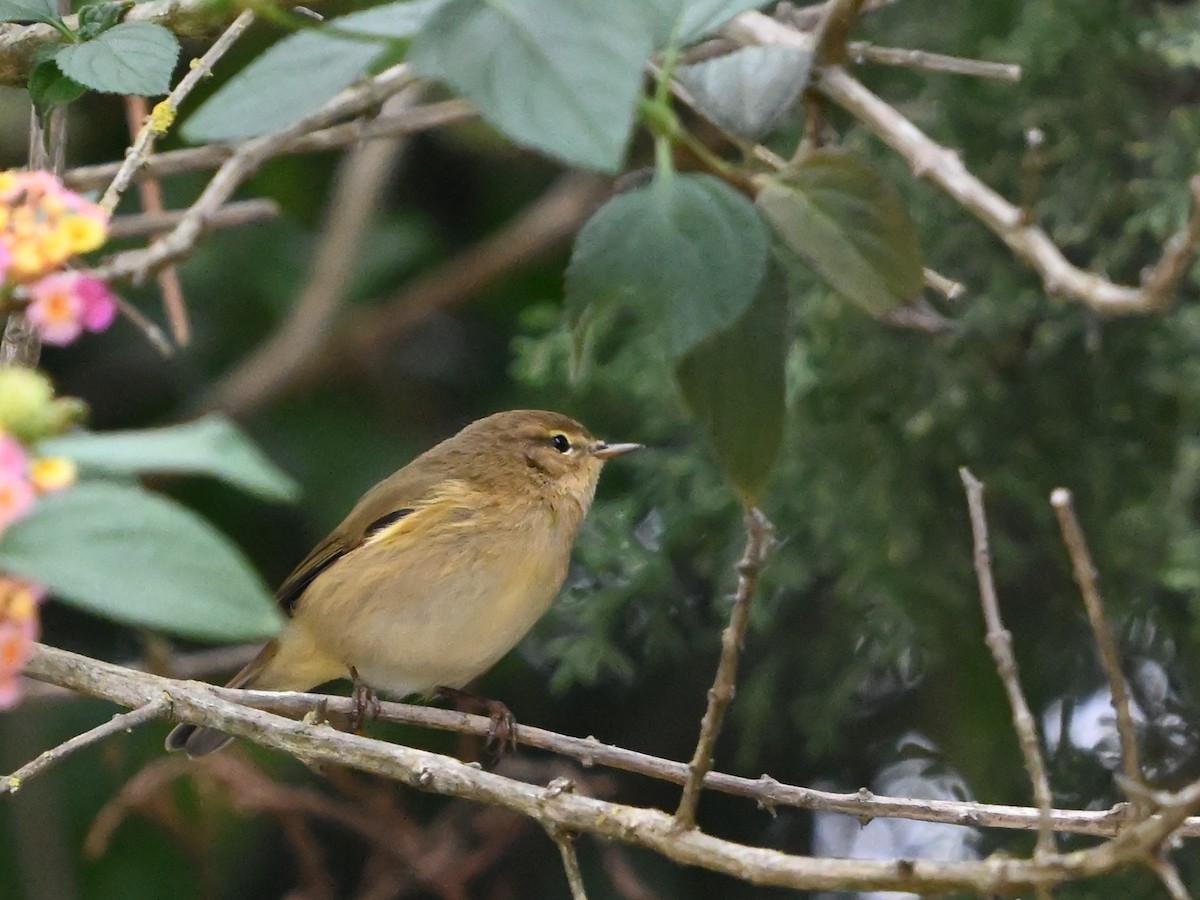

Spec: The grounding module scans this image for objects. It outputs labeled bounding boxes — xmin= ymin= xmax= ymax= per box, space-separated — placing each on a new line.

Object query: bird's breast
xmin=291 ymin=502 xmax=575 ymax=695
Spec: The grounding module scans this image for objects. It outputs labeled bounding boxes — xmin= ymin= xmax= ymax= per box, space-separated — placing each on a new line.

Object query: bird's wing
xmin=274 ymin=464 xmax=469 ymax=615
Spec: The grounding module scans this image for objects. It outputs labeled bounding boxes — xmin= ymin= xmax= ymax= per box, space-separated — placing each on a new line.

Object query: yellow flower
xmin=7 ymin=240 xmax=49 ymax=281
xmin=149 ymin=100 xmax=175 ymax=135
xmin=29 ymin=457 xmax=76 ymax=493
xmin=54 ymin=214 xmax=106 ymax=254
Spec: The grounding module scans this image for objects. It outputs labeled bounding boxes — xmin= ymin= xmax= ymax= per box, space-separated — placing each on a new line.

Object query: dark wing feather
xmin=275 ymin=507 xmax=415 ymax=615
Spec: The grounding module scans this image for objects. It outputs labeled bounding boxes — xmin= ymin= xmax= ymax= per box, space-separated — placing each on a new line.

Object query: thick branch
xmin=728 ymin=11 xmax=1200 ymax=316
xmin=19 ymin=643 xmax=1200 ymax=893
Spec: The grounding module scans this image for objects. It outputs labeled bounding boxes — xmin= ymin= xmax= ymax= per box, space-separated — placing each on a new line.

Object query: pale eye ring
xmin=550 ymin=433 xmax=571 ymax=453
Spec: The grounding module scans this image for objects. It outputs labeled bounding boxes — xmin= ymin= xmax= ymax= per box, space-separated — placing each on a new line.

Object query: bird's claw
xmin=349 ymin=666 xmax=380 ymax=733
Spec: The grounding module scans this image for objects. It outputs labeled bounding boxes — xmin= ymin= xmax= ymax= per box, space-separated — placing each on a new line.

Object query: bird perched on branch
xmin=166 ymin=409 xmax=641 ymax=757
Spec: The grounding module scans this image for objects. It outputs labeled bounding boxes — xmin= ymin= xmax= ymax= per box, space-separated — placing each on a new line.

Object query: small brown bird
xmin=167 ymin=410 xmax=640 ymax=756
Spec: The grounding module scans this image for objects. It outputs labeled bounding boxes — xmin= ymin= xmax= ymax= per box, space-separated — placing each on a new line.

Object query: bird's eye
xmin=550 ymin=433 xmax=571 ymax=453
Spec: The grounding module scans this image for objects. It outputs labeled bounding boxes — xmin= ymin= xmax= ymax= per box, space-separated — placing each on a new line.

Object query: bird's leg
xmin=348 ymin=666 xmax=381 ymax=733
xmin=435 ymin=685 xmax=518 ymax=754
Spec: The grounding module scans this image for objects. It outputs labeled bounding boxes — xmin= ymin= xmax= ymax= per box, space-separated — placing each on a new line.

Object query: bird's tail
xmin=164 ymin=641 xmax=278 ymax=757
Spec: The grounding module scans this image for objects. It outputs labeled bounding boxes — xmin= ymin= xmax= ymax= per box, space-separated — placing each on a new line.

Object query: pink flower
xmin=0 ymin=471 xmax=34 ymax=535
xmin=0 ymin=436 xmax=32 ymax=535
xmin=0 ymin=578 xmax=44 ymax=711
xmin=0 ymin=433 xmax=25 ymax=480
xmin=0 ymin=240 xmax=10 ymax=283
xmin=25 ymin=272 xmax=117 ymax=346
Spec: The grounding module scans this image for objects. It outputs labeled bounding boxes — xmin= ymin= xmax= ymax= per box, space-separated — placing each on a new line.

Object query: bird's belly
xmin=294 ymin=536 xmax=565 ymax=696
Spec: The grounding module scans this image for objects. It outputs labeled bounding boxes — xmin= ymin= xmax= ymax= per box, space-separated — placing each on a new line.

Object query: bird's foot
xmin=435 ymin=686 xmax=518 ymax=755
xmin=349 ymin=666 xmax=381 ymax=733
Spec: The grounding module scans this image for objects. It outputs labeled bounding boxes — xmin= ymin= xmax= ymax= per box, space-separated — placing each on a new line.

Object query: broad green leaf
xmin=0 ymin=0 xmax=56 ymax=23
xmin=28 ymin=59 xmax=87 ymax=124
xmin=55 ymin=22 xmax=180 ymax=95
xmin=37 ymin=415 xmax=300 ymax=503
xmin=677 ymin=45 xmax=811 ymax=139
xmin=676 ymin=262 xmax=787 ymax=502
xmin=0 ymin=483 xmax=282 ymax=641
xmin=184 ymin=0 xmax=445 ymax=142
xmin=566 ymin=172 xmax=768 ymax=358
xmin=409 ymin=0 xmax=652 ymax=172
xmin=756 ymin=151 xmax=924 ymax=315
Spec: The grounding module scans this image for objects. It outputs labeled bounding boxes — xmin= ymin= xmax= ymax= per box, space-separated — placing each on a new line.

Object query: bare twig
xmin=675 ymin=507 xmax=774 ymax=830
xmin=0 ymin=0 xmax=332 ymax=86
xmin=1149 ymin=854 xmax=1191 ymax=900
xmin=924 ymin=267 xmax=966 ymax=301
xmin=207 ymin=172 xmax=610 ymax=417
xmin=24 ymin=651 xmax=1200 ymax=839
xmin=200 ymin=88 xmax=417 ymax=416
xmin=64 ymin=101 xmax=476 ymax=192
xmin=847 ymin=42 xmax=1021 ymax=81
xmin=123 ymin=96 xmax=190 ymax=345
xmin=548 ymin=822 xmax=590 ymax=900
xmin=1050 ymin=489 xmax=1141 ymax=788
xmin=0 ymin=697 xmax=169 ymax=795
xmin=20 ymin=642 xmax=1200 ymax=893
xmin=107 ymin=199 xmax=280 ymax=240
xmin=101 ymin=11 xmax=256 ymax=215
xmin=91 ymin=63 xmax=418 ymax=285
xmin=960 ymin=468 xmax=1057 ymax=860
xmin=728 ymin=11 xmax=1200 ymax=316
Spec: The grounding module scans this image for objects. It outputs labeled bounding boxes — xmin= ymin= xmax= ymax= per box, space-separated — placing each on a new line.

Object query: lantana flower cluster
xmin=0 ymin=170 xmax=117 ymax=346
xmin=0 ymin=370 xmax=82 ymax=710
xmin=0 ymin=577 xmax=45 ymax=710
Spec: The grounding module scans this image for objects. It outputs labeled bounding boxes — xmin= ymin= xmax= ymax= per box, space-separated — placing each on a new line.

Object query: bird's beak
xmin=592 ymin=441 xmax=643 ymax=460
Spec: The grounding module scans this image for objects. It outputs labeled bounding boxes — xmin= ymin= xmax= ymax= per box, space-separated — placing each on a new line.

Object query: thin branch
xmin=1050 ymin=488 xmax=1141 ymax=789
xmin=547 ymin=820 xmax=590 ymax=900
xmin=0 ymin=0 xmax=332 ymax=86
xmin=20 ymin=642 xmax=1200 ymax=894
xmin=0 ymin=697 xmax=169 ymax=795
xmin=960 ymin=468 xmax=1057 ymax=860
xmin=924 ymin=267 xmax=965 ymax=301
xmin=1149 ymin=854 xmax=1191 ymax=900
xmin=123 ymin=96 xmax=190 ymax=346
xmin=91 ymin=62 xmax=418 ymax=285
xmin=64 ymin=101 xmax=477 ymax=192
xmin=675 ymin=507 xmax=774 ymax=830
xmin=205 ymin=172 xmax=610 ymax=417
xmin=199 ymin=88 xmax=417 ymax=416
xmin=100 ymin=10 xmax=256 ymax=215
xmin=107 ymin=199 xmax=279 ymax=240
xmin=847 ymin=41 xmax=1021 ymax=81
xmin=727 ymin=11 xmax=1200 ymax=316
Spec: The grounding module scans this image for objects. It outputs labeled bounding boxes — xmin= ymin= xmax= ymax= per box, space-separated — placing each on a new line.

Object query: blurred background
xmin=5 ymin=0 xmax=1200 ymax=896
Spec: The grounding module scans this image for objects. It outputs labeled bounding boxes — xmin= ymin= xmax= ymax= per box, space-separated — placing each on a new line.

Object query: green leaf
xmin=676 ymin=45 xmax=811 ymax=139
xmin=0 ymin=483 xmax=282 ymax=641
xmin=37 ymin=415 xmax=300 ymax=503
xmin=409 ymin=0 xmax=652 ymax=172
xmin=28 ymin=59 xmax=87 ymax=123
xmin=676 ymin=261 xmax=787 ymax=503
xmin=0 ymin=0 xmax=57 ymax=24
xmin=184 ymin=0 xmax=444 ymax=143
xmin=756 ymin=151 xmax=924 ymax=315
xmin=54 ymin=22 xmax=179 ymax=95
xmin=566 ymin=172 xmax=768 ymax=358
xmin=675 ymin=0 xmax=774 ymax=45
xmin=76 ymin=1 xmax=125 ymax=40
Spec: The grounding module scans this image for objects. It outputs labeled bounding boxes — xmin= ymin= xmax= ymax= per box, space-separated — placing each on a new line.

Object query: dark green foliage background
xmin=4 ymin=0 xmax=1200 ymax=896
